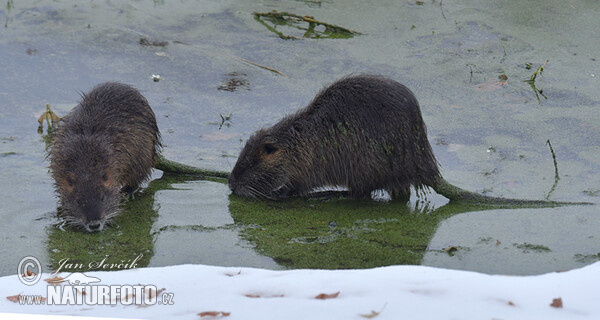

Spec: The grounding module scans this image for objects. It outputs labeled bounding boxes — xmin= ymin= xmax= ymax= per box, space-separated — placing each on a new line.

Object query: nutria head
xmin=229 ymin=125 xmax=309 ymax=200
xmin=50 ymin=134 xmax=121 ymax=232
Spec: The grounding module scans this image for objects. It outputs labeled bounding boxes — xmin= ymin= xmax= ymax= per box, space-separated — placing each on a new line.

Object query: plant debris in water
xmin=524 ymin=59 xmax=549 ymax=103
xmin=253 ymin=11 xmax=361 ymax=40
xmin=139 ymin=37 xmax=168 ymax=47
xmin=208 ymin=112 xmax=233 ymax=130
xmin=544 ymin=139 xmax=561 ymax=200
xmin=37 ymin=103 xmax=61 ymax=134
xmin=218 ymin=72 xmax=249 ymax=92
xmin=513 ymin=242 xmax=551 ymax=253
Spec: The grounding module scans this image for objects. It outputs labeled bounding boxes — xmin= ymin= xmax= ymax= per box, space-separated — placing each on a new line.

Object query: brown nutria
xmin=228 ymin=75 xmax=590 ymax=206
xmin=49 ymin=82 xmax=161 ymax=232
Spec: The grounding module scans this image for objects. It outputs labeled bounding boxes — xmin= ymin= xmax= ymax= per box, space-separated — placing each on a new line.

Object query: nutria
xmin=228 ymin=75 xmax=589 ymax=206
xmin=49 ymin=82 xmax=161 ymax=232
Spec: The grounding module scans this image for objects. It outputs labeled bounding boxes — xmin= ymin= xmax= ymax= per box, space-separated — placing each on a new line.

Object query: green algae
xmin=513 ymin=242 xmax=551 ymax=253
xmin=229 ymin=195 xmax=492 ymax=269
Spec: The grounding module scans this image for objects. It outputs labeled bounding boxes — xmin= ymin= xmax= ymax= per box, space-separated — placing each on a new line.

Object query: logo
xmin=61 ymin=273 xmax=101 ymax=285
xmin=15 ymin=256 xmax=174 ymax=306
xmin=18 ymin=256 xmax=42 ymax=286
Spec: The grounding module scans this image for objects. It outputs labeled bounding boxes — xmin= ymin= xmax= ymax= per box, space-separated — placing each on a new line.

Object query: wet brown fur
xmin=49 ymin=82 xmax=161 ymax=231
xmin=229 ymin=75 xmax=440 ymax=200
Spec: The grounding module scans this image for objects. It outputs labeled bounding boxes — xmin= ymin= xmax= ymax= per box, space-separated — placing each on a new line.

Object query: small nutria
xmin=49 ymin=82 xmax=161 ymax=232
xmin=229 ymin=75 xmax=588 ymax=206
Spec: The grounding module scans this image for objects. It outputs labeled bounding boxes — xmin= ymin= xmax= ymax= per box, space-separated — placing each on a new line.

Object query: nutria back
xmin=228 ymin=75 xmax=440 ymax=200
xmin=49 ymin=82 xmax=160 ymax=231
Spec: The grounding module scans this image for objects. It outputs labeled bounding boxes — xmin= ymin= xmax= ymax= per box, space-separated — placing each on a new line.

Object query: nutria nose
xmin=87 ymin=222 xmax=102 ymax=231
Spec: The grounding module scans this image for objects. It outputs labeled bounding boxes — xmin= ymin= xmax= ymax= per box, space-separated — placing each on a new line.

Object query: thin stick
xmin=239 ymin=58 xmax=288 ymax=77
xmin=545 ymin=139 xmax=560 ymax=200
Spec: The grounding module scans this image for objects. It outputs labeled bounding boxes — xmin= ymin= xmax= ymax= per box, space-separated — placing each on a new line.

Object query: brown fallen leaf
xmin=225 ymin=270 xmax=242 ymax=277
xmin=143 ymin=286 xmax=166 ymax=300
xmin=508 ymin=301 xmax=515 ymax=306
xmin=7 ymin=294 xmax=22 ymax=303
xmin=198 ymin=311 xmax=231 ymax=318
xmin=7 ymin=294 xmax=46 ymax=303
xmin=315 ymin=291 xmax=340 ymax=300
xmin=550 ymin=297 xmax=563 ymax=308
xmin=44 ymin=276 xmax=65 ymax=284
xmin=23 ymin=268 xmax=36 ymax=277
xmin=244 ymin=293 xmax=284 ymax=298
xmin=120 ymin=293 xmax=136 ymax=302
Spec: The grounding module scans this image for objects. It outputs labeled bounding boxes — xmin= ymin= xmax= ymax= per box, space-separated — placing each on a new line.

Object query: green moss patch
xmin=229 ymin=196 xmax=485 ymax=269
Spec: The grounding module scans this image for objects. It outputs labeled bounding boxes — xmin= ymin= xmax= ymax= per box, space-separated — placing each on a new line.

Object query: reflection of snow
xmin=1 ymin=262 xmax=597 ymax=319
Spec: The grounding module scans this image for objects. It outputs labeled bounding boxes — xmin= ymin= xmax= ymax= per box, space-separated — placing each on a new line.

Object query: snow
xmin=1 ymin=262 xmax=598 ymax=319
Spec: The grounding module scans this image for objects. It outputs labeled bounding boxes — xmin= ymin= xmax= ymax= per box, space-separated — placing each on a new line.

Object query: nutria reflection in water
xmin=49 ymin=82 xmax=161 ymax=232
xmin=229 ymin=75 xmax=588 ymax=207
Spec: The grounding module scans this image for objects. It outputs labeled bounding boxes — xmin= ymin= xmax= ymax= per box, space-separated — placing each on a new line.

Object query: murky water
xmin=1 ymin=0 xmax=598 ymax=276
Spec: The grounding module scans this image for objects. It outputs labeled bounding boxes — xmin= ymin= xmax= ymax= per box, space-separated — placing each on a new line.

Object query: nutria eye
xmin=263 ymin=144 xmax=278 ymax=155
xmin=101 ymin=173 xmax=108 ymax=182
xmin=66 ymin=177 xmax=74 ymax=187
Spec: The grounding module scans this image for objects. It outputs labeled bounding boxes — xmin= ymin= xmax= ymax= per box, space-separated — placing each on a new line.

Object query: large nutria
xmin=228 ymin=75 xmax=588 ymax=206
xmin=49 ymin=82 xmax=161 ymax=232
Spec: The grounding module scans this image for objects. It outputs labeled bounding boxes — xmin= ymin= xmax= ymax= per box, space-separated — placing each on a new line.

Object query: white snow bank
xmin=1 ymin=262 xmax=598 ymax=319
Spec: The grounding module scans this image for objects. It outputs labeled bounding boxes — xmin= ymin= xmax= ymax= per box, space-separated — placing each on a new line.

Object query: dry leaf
xmin=7 ymin=294 xmax=21 ymax=303
xmin=225 ymin=270 xmax=242 ymax=277
xmin=315 ymin=291 xmax=340 ymax=300
xmin=23 ymin=268 xmax=36 ymax=277
xmin=121 ymin=293 xmax=136 ymax=302
xmin=244 ymin=293 xmax=284 ymax=298
xmin=7 ymin=294 xmax=46 ymax=303
xmin=508 ymin=301 xmax=515 ymax=306
xmin=550 ymin=297 xmax=563 ymax=308
xmin=143 ymin=286 xmax=166 ymax=300
xmin=198 ymin=311 xmax=231 ymax=318
xmin=44 ymin=276 xmax=65 ymax=284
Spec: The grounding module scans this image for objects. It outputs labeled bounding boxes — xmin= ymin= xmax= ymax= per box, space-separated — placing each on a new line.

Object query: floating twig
xmin=238 ymin=58 xmax=287 ymax=77
xmin=545 ymin=139 xmax=560 ymax=200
